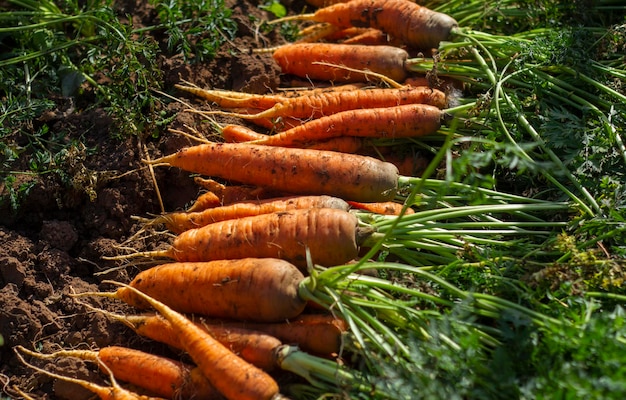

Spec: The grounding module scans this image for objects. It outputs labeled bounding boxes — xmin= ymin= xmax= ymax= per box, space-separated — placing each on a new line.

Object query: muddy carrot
xmin=150 ymin=195 xmax=350 ymax=234
xmin=103 ymin=281 xmax=283 ymax=400
xmin=107 ymin=209 xmax=368 ymax=269
xmin=147 ymin=142 xmax=400 ymax=202
xmin=102 ymin=258 xmax=308 ymax=322
xmin=272 ymin=43 xmax=410 ymax=83
xmin=273 ymin=0 xmax=459 ymax=50
xmin=248 ymin=104 xmax=445 ymax=147
xmin=16 ymin=345 xmax=221 ymax=400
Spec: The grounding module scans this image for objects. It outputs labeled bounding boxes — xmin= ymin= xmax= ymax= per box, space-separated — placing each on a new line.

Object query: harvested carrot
xmin=248 ymin=104 xmax=445 ymax=147
xmin=214 ymin=86 xmax=448 ymax=122
xmin=106 ymin=258 xmax=307 ymax=322
xmin=174 ymin=84 xmax=288 ymax=109
xmin=186 ymin=190 xmax=221 ymax=212
xmin=147 ymin=142 xmax=400 ymax=202
xmin=348 ymin=201 xmax=415 ymax=216
xmin=272 ymin=43 xmax=410 ymax=83
xmin=14 ymin=346 xmax=166 ymax=400
xmin=147 ymin=195 xmax=350 ymax=234
xmin=192 ymin=177 xmax=284 ymax=208
xmin=221 ymin=123 xmax=270 ymax=142
xmin=101 ymin=281 xmax=283 ymax=400
xmin=87 ymin=309 xmax=283 ymax=371
xmin=16 ymin=346 xmax=221 ymax=400
xmin=274 ymin=0 xmax=459 ymax=50
xmin=221 ymin=314 xmax=347 ymax=356
xmin=306 ymin=136 xmax=364 ymax=153
xmin=108 ymin=209 xmax=367 ymax=269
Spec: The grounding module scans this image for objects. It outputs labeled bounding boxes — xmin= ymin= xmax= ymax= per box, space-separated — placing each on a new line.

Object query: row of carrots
xmin=15 ymin=0 xmax=461 ymax=399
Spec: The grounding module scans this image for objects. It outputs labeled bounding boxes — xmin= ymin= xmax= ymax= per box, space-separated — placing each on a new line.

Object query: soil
xmin=0 ymin=0 xmax=315 ymax=398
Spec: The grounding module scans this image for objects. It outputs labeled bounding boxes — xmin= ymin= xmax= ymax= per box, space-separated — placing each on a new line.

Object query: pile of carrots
xmin=15 ymin=0 xmax=462 ymax=398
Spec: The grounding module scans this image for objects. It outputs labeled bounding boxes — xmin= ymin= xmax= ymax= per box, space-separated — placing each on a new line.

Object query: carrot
xmin=147 ymin=142 xmax=400 ymax=202
xmin=192 ymin=177 xmax=285 ymax=208
xmin=274 ymin=0 xmax=459 ymax=50
xmin=174 ymin=84 xmax=288 ymax=109
xmin=272 ymin=43 xmax=410 ymax=83
xmin=14 ymin=346 xmax=166 ymax=400
xmin=221 ymin=314 xmax=347 ymax=356
xmin=102 ymin=281 xmax=283 ymax=400
xmin=186 ymin=190 xmax=221 ymax=212
xmin=305 ymin=136 xmax=364 ymax=153
xmin=147 ymin=195 xmax=350 ymax=234
xmin=79 ymin=307 xmax=284 ymax=371
xmin=109 ymin=209 xmax=368 ymax=269
xmin=106 ymin=258 xmax=308 ymax=322
xmin=15 ymin=345 xmax=221 ymax=400
xmin=213 ymin=85 xmax=448 ymax=122
xmin=348 ymin=201 xmax=415 ymax=216
xmin=248 ymin=104 xmax=445 ymax=147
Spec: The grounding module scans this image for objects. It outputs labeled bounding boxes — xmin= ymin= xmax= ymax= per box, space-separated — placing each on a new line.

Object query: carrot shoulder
xmin=148 ymin=142 xmax=400 ymax=202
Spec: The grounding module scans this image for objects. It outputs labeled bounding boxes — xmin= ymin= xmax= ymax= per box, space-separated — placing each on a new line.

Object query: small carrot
xmin=102 ymin=281 xmax=283 ymax=400
xmin=220 ymin=314 xmax=347 ymax=356
xmin=248 ymin=104 xmax=445 ymax=147
xmin=145 ymin=195 xmax=350 ymax=234
xmin=174 ymin=84 xmax=288 ymax=109
xmin=272 ymin=0 xmax=459 ymax=50
xmin=82 ymin=307 xmax=283 ymax=371
xmin=107 ymin=209 xmax=368 ymax=269
xmin=99 ymin=258 xmax=308 ymax=323
xmin=14 ymin=346 xmax=166 ymax=400
xmin=212 ymin=85 xmax=448 ymax=122
xmin=192 ymin=177 xmax=285 ymax=208
xmin=220 ymin=123 xmax=364 ymax=152
xmin=348 ymin=201 xmax=415 ymax=216
xmin=15 ymin=345 xmax=221 ymax=400
xmin=185 ymin=190 xmax=222 ymax=212
xmin=272 ymin=43 xmax=410 ymax=83
xmin=147 ymin=142 xmax=400 ymax=202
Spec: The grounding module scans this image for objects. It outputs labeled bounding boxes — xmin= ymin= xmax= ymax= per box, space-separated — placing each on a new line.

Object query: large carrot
xmin=274 ymin=0 xmax=459 ymax=50
xmin=147 ymin=195 xmax=350 ymax=234
xmin=102 ymin=281 xmax=283 ymax=400
xmin=16 ymin=345 xmax=221 ymax=400
xmin=14 ymin=346 xmax=166 ymax=400
xmin=100 ymin=258 xmax=308 ymax=323
xmin=272 ymin=43 xmax=410 ymax=83
xmin=108 ymin=209 xmax=367 ymax=269
xmin=147 ymin=142 xmax=400 ymax=202
xmin=248 ymin=104 xmax=445 ymax=147
xmin=213 ymin=86 xmax=447 ymax=122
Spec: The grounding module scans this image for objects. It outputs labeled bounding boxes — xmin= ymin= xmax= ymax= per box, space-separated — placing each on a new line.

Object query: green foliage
xmin=149 ymin=0 xmax=237 ymax=61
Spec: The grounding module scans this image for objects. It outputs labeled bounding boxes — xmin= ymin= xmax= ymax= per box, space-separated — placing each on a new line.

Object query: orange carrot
xmin=348 ymin=201 xmax=415 ymax=215
xmin=272 ymin=43 xmax=409 ymax=83
xmin=174 ymin=84 xmax=288 ymax=109
xmin=216 ymin=86 xmax=448 ymax=122
xmin=16 ymin=345 xmax=221 ymax=400
xmin=148 ymin=195 xmax=350 ymax=234
xmin=221 ymin=314 xmax=347 ymax=356
xmin=92 ymin=310 xmax=283 ymax=371
xmin=192 ymin=177 xmax=285 ymax=208
xmin=109 ymin=209 xmax=367 ymax=269
xmin=221 ymin=123 xmax=269 ymax=142
xmin=275 ymin=0 xmax=459 ymax=50
xmin=101 ymin=281 xmax=283 ymax=400
xmin=186 ymin=190 xmax=222 ymax=212
xmin=14 ymin=346 xmax=166 ymax=400
xmin=147 ymin=142 xmax=400 ymax=202
xmin=248 ymin=104 xmax=445 ymax=147
xmin=110 ymin=259 xmax=308 ymax=322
